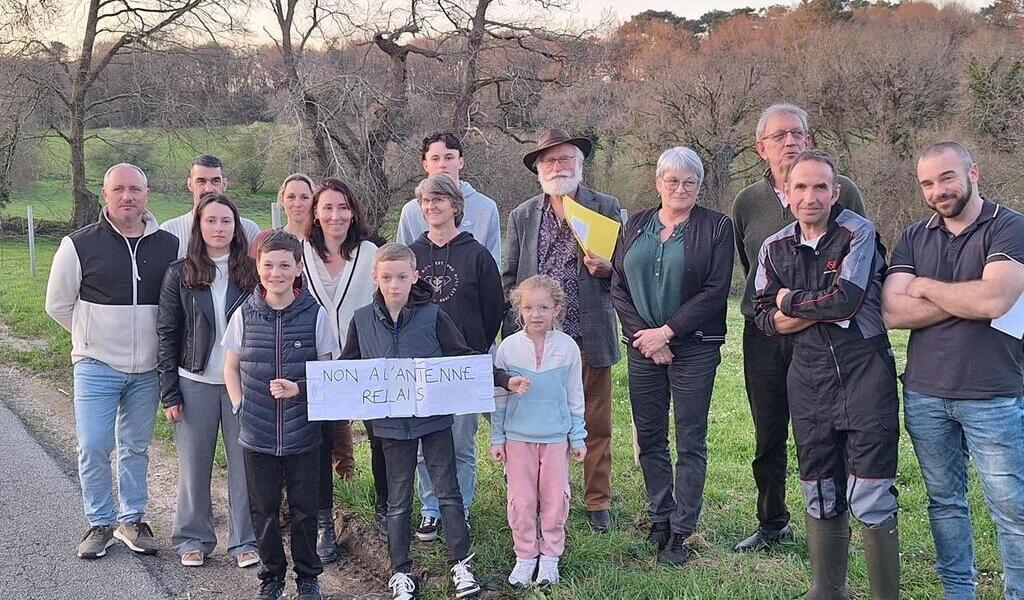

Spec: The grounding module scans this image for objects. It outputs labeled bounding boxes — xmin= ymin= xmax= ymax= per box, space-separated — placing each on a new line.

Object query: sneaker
xmin=255 ymin=579 xmax=285 ymax=600
xmin=180 ymin=549 xmax=204 ymax=567
xmin=508 ymin=557 xmax=538 ymax=588
xmin=296 ymin=577 xmax=323 ymax=600
xmin=450 ymin=554 xmax=481 ymax=598
xmin=388 ymin=572 xmax=417 ymax=600
xmin=237 ymin=550 xmax=260 ymax=568
xmin=415 ymin=515 xmax=440 ymax=541
xmin=77 ymin=525 xmax=115 ymax=559
xmin=658 ymin=532 xmax=691 ymax=566
xmin=535 ymin=556 xmax=560 ymax=585
xmin=114 ymin=521 xmax=159 ymax=555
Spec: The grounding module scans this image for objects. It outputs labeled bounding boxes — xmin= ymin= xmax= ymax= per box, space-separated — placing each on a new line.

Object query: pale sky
xmin=570 ymin=0 xmax=988 ymax=23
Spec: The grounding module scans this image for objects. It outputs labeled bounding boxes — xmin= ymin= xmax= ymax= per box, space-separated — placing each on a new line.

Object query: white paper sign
xmin=991 ymin=292 xmax=1024 ymax=340
xmin=305 ymin=354 xmax=496 ymax=420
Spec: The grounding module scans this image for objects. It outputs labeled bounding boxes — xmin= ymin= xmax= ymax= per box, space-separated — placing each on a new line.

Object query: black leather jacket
xmin=157 ymin=259 xmax=249 ymax=407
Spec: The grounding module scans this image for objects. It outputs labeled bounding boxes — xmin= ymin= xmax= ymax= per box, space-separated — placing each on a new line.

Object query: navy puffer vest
xmin=238 ymin=286 xmax=321 ymax=456
xmin=353 ymin=282 xmax=453 ymax=440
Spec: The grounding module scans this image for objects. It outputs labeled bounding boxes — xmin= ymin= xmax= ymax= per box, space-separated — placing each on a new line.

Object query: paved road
xmin=0 ymin=398 xmax=172 ymax=600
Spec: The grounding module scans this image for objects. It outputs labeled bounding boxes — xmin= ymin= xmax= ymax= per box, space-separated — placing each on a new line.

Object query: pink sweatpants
xmin=505 ymin=440 xmax=571 ymax=559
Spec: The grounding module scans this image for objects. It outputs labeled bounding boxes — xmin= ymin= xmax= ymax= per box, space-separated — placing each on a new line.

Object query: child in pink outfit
xmin=490 ymin=275 xmax=587 ymax=588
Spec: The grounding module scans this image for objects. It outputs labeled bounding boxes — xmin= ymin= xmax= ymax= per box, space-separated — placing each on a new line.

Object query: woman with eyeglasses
xmin=610 ymin=146 xmax=734 ymax=567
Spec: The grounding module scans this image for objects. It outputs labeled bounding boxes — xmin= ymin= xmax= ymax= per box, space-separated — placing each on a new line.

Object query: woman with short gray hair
xmin=610 ymin=146 xmax=735 ymax=567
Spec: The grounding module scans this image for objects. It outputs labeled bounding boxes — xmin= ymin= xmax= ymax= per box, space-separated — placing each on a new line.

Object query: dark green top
xmin=732 ymin=171 xmax=866 ymax=319
xmin=623 ymin=213 xmax=687 ymax=328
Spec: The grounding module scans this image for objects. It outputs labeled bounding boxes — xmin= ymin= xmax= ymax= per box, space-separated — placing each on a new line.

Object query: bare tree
xmin=2 ymin=0 xmax=237 ymax=227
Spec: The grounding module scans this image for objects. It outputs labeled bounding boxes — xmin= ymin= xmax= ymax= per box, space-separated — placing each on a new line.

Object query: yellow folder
xmin=562 ymin=195 xmax=620 ymax=261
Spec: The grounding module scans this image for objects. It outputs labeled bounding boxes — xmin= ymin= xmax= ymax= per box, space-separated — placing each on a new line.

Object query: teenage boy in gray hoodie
xmin=395 ymin=132 xmax=502 ymax=264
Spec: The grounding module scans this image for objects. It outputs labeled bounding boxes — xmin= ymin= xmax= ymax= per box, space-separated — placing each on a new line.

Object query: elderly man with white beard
xmin=500 ymin=128 xmax=623 ymax=532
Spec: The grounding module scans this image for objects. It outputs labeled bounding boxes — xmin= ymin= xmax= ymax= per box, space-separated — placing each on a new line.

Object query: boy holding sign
xmin=340 ymin=244 xmax=526 ymax=600
xmin=222 ymin=231 xmax=339 ymax=600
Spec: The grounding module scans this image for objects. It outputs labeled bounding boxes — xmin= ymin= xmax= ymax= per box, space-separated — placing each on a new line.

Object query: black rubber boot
xmin=801 ymin=513 xmax=850 ymax=600
xmin=316 ymin=509 xmax=338 ymax=564
xmin=862 ymin=516 xmax=900 ymax=600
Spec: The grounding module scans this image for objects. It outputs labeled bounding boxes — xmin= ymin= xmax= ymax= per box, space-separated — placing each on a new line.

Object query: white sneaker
xmin=450 ymin=553 xmax=481 ymax=598
xmin=388 ymin=572 xmax=416 ymax=600
xmin=535 ymin=556 xmax=560 ymax=585
xmin=508 ymin=557 xmax=538 ymax=588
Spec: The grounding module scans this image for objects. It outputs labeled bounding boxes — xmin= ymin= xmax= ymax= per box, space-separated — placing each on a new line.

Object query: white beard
xmin=539 ymin=172 xmax=582 ymax=197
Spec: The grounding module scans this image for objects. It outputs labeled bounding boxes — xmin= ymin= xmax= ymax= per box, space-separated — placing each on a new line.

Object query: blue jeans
xmin=416 ymin=413 xmax=477 ymax=519
xmin=904 ymin=389 xmax=1024 ymax=600
xmin=73 ymin=358 xmax=159 ymax=526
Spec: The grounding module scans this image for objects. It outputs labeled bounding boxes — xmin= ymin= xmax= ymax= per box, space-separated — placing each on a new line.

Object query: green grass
xmin=0 ymin=234 xmax=1009 ymax=598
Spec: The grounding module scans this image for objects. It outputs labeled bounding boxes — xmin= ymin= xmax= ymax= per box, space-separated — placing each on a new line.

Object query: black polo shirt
xmin=888 ymin=198 xmax=1024 ymax=399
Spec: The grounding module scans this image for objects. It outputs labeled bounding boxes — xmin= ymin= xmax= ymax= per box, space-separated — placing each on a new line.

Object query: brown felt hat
xmin=522 ymin=128 xmax=592 ymax=174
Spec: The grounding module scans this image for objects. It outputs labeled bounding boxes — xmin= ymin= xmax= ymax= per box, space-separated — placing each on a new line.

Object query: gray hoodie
xmin=395 ymin=180 xmax=501 ymax=265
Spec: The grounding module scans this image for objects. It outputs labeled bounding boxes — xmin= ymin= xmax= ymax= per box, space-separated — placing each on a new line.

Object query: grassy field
xmin=0 ymin=231 xmax=1007 ymax=599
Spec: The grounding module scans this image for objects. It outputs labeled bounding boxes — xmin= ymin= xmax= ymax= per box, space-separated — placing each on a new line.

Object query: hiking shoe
xmin=733 ymin=525 xmax=793 ymax=552
xmin=508 ymin=557 xmax=538 ymax=588
xmin=451 ymin=554 xmax=481 ymax=598
xmin=114 ymin=521 xmax=158 ymax=554
xmin=236 ymin=550 xmax=260 ymax=568
xmin=180 ymin=549 xmax=204 ymax=567
xmin=255 ymin=579 xmax=285 ymax=600
xmin=388 ymin=572 xmax=417 ymax=600
xmin=296 ymin=577 xmax=323 ymax=600
xmin=77 ymin=525 xmax=115 ymax=559
xmin=647 ymin=521 xmax=671 ymax=552
xmin=535 ymin=556 xmax=560 ymax=585
xmin=415 ymin=515 xmax=440 ymax=541
xmin=658 ymin=532 xmax=691 ymax=566
xmin=587 ymin=509 xmax=612 ymax=533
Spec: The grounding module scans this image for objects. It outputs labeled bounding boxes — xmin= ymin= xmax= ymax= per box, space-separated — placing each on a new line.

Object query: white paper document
xmin=305 ymin=354 xmax=496 ymax=420
xmin=991 ymin=292 xmax=1024 ymax=339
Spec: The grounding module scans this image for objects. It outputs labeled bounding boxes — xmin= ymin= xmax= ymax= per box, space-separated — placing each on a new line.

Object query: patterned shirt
xmin=537 ymin=200 xmax=581 ymax=338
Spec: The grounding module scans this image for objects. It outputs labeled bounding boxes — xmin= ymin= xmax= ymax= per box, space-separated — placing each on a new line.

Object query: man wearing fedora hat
xmin=501 ymin=128 xmax=622 ymax=532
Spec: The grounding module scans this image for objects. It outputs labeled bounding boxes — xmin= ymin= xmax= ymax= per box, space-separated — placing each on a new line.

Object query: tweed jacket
xmin=500 ymin=184 xmax=622 ymax=368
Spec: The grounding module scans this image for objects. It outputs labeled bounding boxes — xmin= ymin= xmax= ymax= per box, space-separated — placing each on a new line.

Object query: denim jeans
xmin=381 ymin=427 xmax=470 ymax=573
xmin=416 ymin=413 xmax=477 ymax=519
xmin=904 ymin=389 xmax=1024 ymax=600
xmin=73 ymin=358 xmax=160 ymax=526
xmin=627 ymin=343 xmax=721 ymax=535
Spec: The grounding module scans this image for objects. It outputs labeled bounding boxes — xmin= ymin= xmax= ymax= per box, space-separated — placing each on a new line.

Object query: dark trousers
xmin=364 ymin=420 xmax=389 ymax=513
xmin=243 ymin=448 xmax=322 ymax=582
xmin=742 ymin=319 xmax=794 ymax=531
xmin=627 ymin=343 xmax=721 ymax=535
xmin=318 ymin=422 xmax=333 ymax=510
xmin=380 ymin=427 xmax=470 ymax=573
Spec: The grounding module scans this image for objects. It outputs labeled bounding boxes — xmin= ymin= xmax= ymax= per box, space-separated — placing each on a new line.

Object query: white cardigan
xmin=302 ymin=239 xmax=378 ymax=358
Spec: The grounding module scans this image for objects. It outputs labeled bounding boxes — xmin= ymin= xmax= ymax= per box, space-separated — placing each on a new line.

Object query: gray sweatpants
xmin=171 ymin=378 xmax=256 ymax=557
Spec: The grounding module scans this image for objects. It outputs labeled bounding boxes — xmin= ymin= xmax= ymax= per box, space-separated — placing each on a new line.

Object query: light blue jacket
xmin=491 ymin=330 xmax=586 ymax=448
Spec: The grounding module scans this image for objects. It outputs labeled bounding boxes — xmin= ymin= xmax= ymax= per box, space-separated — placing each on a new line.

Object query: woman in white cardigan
xmin=301 ymin=177 xmax=379 ymax=564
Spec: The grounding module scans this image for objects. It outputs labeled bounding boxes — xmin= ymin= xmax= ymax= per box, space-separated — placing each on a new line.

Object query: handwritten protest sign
xmin=305 ymin=354 xmax=495 ymax=421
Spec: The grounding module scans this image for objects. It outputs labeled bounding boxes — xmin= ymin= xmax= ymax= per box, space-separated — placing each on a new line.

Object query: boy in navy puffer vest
xmin=340 ymin=243 xmax=525 ymax=600
xmin=223 ymin=231 xmax=339 ymax=600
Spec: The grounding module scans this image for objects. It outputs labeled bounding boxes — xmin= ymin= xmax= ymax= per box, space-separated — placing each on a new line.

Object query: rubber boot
xmin=316 ymin=509 xmax=339 ymax=564
xmin=801 ymin=513 xmax=851 ymax=600
xmin=862 ymin=516 xmax=900 ymax=600
xmin=331 ymin=420 xmax=355 ymax=479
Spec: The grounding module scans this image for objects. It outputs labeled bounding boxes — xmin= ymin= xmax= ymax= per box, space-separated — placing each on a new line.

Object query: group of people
xmin=41 ymin=103 xmax=1024 ymax=600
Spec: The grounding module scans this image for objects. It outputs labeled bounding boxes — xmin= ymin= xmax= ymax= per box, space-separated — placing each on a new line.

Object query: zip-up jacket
xmin=302 ymin=239 xmax=378 ymax=358
xmin=156 ymin=259 xmax=250 ymax=407
xmin=611 ymin=204 xmax=734 ymax=346
xmin=492 ymin=330 xmax=587 ymax=448
xmin=340 ymin=280 xmax=512 ymax=441
xmin=45 ymin=209 xmax=179 ymax=373
xmin=753 ymin=205 xmax=889 ymax=354
xmin=237 ymin=284 xmax=322 ymax=456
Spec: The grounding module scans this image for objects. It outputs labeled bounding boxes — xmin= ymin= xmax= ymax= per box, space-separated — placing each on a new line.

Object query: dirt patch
xmin=0 ymin=322 xmax=49 ymax=353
